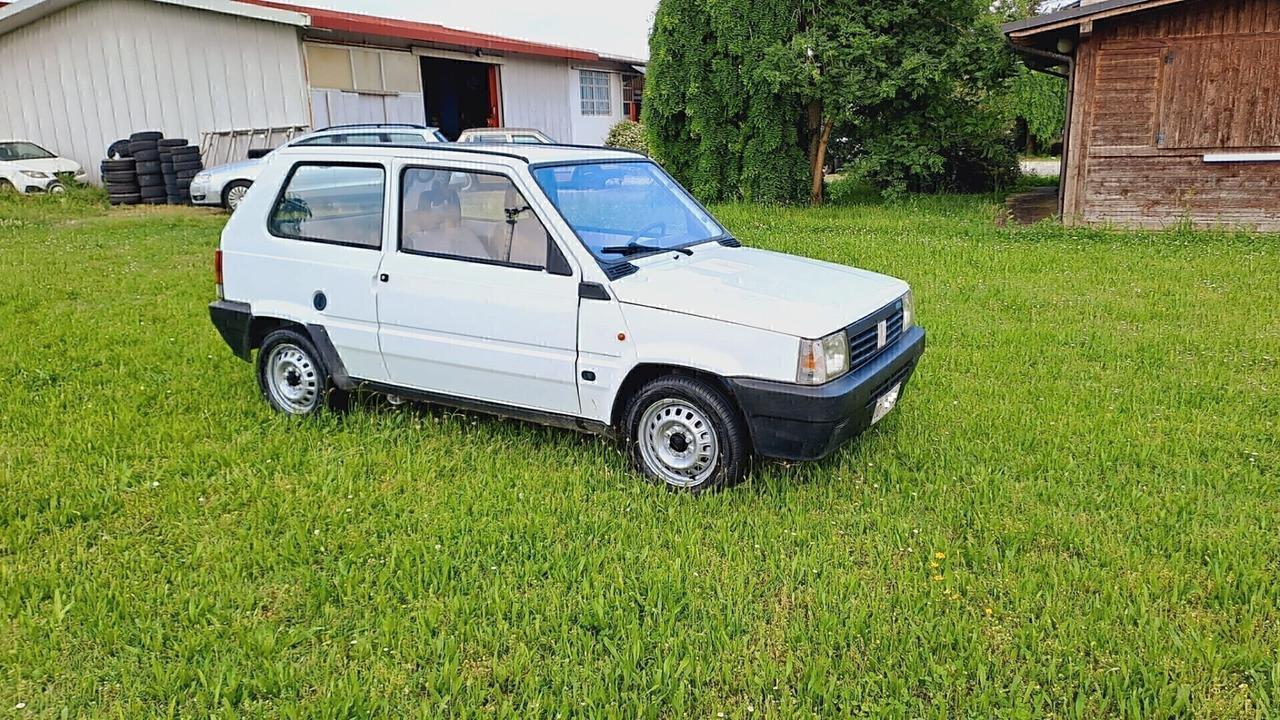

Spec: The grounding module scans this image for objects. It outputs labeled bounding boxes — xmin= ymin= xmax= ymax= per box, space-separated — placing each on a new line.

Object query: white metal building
xmin=0 ymin=0 xmax=645 ymax=183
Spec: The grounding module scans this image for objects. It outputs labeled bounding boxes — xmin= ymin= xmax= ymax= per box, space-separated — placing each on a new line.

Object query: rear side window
xmin=268 ymin=164 xmax=385 ymax=249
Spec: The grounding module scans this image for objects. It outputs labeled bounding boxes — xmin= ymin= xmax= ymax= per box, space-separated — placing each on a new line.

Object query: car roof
xmin=274 ymin=142 xmax=645 ymax=165
xmin=461 ymin=127 xmax=545 ymax=134
xmin=291 ymin=125 xmax=442 ymax=141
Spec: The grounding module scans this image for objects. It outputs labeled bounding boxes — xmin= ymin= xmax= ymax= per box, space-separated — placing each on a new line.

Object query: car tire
xmin=136 ymin=160 xmax=161 ymax=174
xmin=107 ymin=139 xmax=132 ymax=159
xmin=173 ymin=161 xmax=202 ymax=173
xmin=140 ymin=185 xmax=165 ymax=198
xmin=256 ymin=328 xmax=349 ymax=415
xmin=158 ymin=138 xmax=188 ymax=148
xmin=100 ymin=158 xmax=136 ymax=172
xmin=0 ymin=178 xmax=15 ymax=193
xmin=129 ymin=131 xmax=163 ymax=142
xmin=622 ymin=375 xmax=751 ymax=492
xmin=108 ymin=193 xmax=141 ymax=205
xmin=138 ymin=174 xmax=164 ymax=187
xmin=223 ymin=180 xmax=252 ymax=211
xmin=102 ymin=171 xmax=137 ymax=184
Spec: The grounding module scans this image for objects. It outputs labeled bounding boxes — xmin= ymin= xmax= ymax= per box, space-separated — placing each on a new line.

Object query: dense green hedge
xmin=645 ymin=0 xmax=1021 ymax=203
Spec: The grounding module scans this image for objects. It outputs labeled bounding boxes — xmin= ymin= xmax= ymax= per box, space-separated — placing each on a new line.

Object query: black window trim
xmin=395 ymin=163 xmax=571 ymax=275
xmin=267 ymin=160 xmax=388 ymax=251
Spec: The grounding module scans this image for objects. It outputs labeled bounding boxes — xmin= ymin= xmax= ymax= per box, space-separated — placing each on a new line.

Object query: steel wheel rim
xmin=49 ymin=184 xmax=66 ymax=194
xmin=638 ymin=398 xmax=719 ymax=488
xmin=266 ymin=343 xmax=320 ymax=414
xmin=227 ymin=185 xmax=248 ymax=210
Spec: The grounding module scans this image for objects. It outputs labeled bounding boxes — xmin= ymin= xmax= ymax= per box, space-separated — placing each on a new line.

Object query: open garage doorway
xmin=420 ymin=57 xmax=499 ymax=140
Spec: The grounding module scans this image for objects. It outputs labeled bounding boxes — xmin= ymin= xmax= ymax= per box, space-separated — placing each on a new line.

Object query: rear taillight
xmin=214 ymin=249 xmax=224 ymax=300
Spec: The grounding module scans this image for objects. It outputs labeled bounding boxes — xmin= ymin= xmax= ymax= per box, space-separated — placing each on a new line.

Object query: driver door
xmin=375 ymin=162 xmax=582 ymax=415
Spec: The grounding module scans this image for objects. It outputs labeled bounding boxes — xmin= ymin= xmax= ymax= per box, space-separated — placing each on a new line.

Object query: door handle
xmin=379 ymin=273 xmax=390 ymax=283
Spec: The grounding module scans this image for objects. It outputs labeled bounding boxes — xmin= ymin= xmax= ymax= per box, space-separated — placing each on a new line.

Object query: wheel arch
xmin=609 ymin=363 xmax=747 ymax=432
xmin=222 ymin=179 xmax=253 ymax=209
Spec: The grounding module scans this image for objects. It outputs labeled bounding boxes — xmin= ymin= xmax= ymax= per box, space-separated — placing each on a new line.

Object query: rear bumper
xmin=726 ymin=326 xmax=925 ymax=461
xmin=209 ymin=300 xmax=253 ymax=360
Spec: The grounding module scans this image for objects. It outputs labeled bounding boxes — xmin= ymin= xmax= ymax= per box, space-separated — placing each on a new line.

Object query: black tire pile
xmin=101 ymin=131 xmax=204 ymax=206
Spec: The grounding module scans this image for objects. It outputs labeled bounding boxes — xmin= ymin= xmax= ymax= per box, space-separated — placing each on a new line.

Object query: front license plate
xmin=871 ymin=383 xmax=901 ymax=425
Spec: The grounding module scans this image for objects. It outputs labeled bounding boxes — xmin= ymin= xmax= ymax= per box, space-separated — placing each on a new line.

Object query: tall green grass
xmin=1 ymin=191 xmax=1277 ymax=717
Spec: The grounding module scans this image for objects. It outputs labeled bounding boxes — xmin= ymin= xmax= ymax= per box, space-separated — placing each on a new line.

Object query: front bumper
xmin=726 ymin=326 xmax=925 ymax=461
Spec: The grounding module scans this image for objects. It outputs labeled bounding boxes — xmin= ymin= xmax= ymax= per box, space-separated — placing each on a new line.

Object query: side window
xmin=294 ymin=135 xmax=341 ymax=146
xmin=268 ymin=164 xmax=385 ymax=249
xmin=387 ymin=133 xmax=434 ymax=146
xmin=511 ymin=134 xmax=544 ymax=144
xmin=400 ymin=167 xmax=551 ymax=269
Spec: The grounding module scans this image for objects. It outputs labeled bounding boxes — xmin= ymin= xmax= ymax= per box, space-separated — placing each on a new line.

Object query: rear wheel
xmin=623 ymin=375 xmax=750 ymax=492
xmin=256 ymin=328 xmax=348 ymax=415
xmin=223 ymin=181 xmax=251 ymax=211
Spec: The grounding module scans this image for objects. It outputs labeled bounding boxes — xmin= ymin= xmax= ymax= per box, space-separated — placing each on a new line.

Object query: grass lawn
xmin=2 ymin=189 xmax=1277 ymax=718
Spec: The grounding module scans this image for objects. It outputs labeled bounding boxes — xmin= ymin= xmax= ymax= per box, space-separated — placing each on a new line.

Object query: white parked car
xmin=209 ymin=143 xmax=925 ymax=491
xmin=0 ymin=139 xmax=86 ymax=193
xmin=190 ymin=124 xmax=446 ymax=211
xmin=457 ymin=127 xmax=555 ymax=144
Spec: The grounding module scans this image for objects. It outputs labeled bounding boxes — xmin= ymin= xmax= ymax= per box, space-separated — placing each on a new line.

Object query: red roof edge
xmin=239 ymin=0 xmax=601 ymax=62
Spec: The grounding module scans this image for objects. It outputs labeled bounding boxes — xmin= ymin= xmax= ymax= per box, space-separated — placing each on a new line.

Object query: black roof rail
xmin=315 ymin=123 xmax=431 ymax=132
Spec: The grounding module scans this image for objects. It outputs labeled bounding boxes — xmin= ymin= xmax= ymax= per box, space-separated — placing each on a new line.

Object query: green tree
xmin=645 ymin=0 xmax=1019 ymax=204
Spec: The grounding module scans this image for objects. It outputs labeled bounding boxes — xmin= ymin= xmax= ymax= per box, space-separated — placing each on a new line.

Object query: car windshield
xmin=0 ymin=141 xmax=55 ymax=161
xmin=531 ymin=161 xmax=727 ymax=261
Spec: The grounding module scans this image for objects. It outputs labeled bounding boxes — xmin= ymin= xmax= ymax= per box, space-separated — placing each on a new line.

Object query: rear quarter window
xmin=268 ymin=163 xmax=386 ymax=249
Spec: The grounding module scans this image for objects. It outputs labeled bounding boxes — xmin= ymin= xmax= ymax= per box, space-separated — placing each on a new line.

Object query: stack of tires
xmin=168 ymin=142 xmax=203 ymax=203
xmin=100 ymin=131 xmax=204 ymax=207
xmin=101 ymin=155 xmax=140 ymax=205
xmin=128 ymin=132 xmax=166 ymax=205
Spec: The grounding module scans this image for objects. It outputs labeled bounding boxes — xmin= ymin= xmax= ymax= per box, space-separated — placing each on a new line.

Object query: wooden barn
xmin=1004 ymin=0 xmax=1280 ymax=230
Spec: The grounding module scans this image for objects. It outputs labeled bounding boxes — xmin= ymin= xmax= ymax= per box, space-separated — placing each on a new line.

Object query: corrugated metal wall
xmin=0 ymin=0 xmax=309 ymax=183
xmin=499 ymin=56 xmax=573 ymax=143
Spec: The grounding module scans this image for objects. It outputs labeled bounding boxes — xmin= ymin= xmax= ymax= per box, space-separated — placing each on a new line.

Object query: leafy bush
xmin=605 ymin=120 xmax=648 ymax=153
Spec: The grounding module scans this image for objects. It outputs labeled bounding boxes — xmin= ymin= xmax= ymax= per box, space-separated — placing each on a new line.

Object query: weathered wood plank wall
xmin=1064 ymin=0 xmax=1280 ymax=230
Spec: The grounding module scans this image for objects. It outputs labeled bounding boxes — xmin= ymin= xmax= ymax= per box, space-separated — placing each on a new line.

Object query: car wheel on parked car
xmin=256 ymin=328 xmax=348 ymax=415
xmin=623 ymin=375 xmax=751 ymax=492
xmin=223 ymin=180 xmax=252 ymax=211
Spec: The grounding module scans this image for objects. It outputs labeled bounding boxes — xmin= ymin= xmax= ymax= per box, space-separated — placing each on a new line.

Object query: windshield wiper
xmin=600 ymin=242 xmax=693 ymax=257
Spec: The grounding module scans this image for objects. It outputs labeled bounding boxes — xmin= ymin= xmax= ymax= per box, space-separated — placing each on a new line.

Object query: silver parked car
xmin=190 ymin=124 xmax=447 ymax=211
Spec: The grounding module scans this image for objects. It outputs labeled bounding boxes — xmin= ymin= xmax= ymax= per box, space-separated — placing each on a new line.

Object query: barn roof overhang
xmin=242 ymin=0 xmax=618 ymax=64
xmin=0 ymin=0 xmax=307 ymax=37
xmin=1003 ymin=0 xmax=1190 ymax=47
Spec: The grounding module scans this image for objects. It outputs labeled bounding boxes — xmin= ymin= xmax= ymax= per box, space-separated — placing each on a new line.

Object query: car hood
xmin=9 ymin=157 xmax=81 ymax=174
xmin=610 ymin=245 xmax=909 ymax=338
xmin=203 ymin=157 xmax=264 ymax=181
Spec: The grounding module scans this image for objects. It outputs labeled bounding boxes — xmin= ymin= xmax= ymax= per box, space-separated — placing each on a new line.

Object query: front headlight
xmin=20 ymin=170 xmax=50 ymax=178
xmin=902 ymin=289 xmax=915 ymax=329
xmin=797 ymin=330 xmax=850 ymax=385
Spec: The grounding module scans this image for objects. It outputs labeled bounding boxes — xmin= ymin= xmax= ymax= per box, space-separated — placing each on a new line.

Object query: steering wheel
xmin=626 ymin=222 xmax=666 ymax=246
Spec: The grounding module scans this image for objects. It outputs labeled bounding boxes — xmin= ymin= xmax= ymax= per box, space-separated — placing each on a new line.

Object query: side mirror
xmin=246 ymin=148 xmax=273 ymax=159
xmin=546 ymin=233 xmax=572 ymax=277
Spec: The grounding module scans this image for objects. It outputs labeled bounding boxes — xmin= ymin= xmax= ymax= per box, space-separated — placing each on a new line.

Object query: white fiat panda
xmin=210 ymin=143 xmax=925 ymax=492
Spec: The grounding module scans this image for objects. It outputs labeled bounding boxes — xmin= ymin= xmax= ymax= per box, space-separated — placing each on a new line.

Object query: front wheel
xmin=623 ymin=375 xmax=751 ymax=492
xmin=223 ymin=180 xmax=252 ymax=212
xmin=256 ymin=328 xmax=348 ymax=415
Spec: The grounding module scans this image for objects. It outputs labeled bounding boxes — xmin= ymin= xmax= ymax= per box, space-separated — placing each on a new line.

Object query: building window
xmin=580 ymin=70 xmax=611 ymax=116
xmin=304 ymin=43 xmax=421 ymax=94
xmin=622 ymin=74 xmax=644 ymax=121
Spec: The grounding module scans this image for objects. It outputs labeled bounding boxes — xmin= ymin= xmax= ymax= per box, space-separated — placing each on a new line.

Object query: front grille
xmin=846 ymin=299 xmax=905 ymax=373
